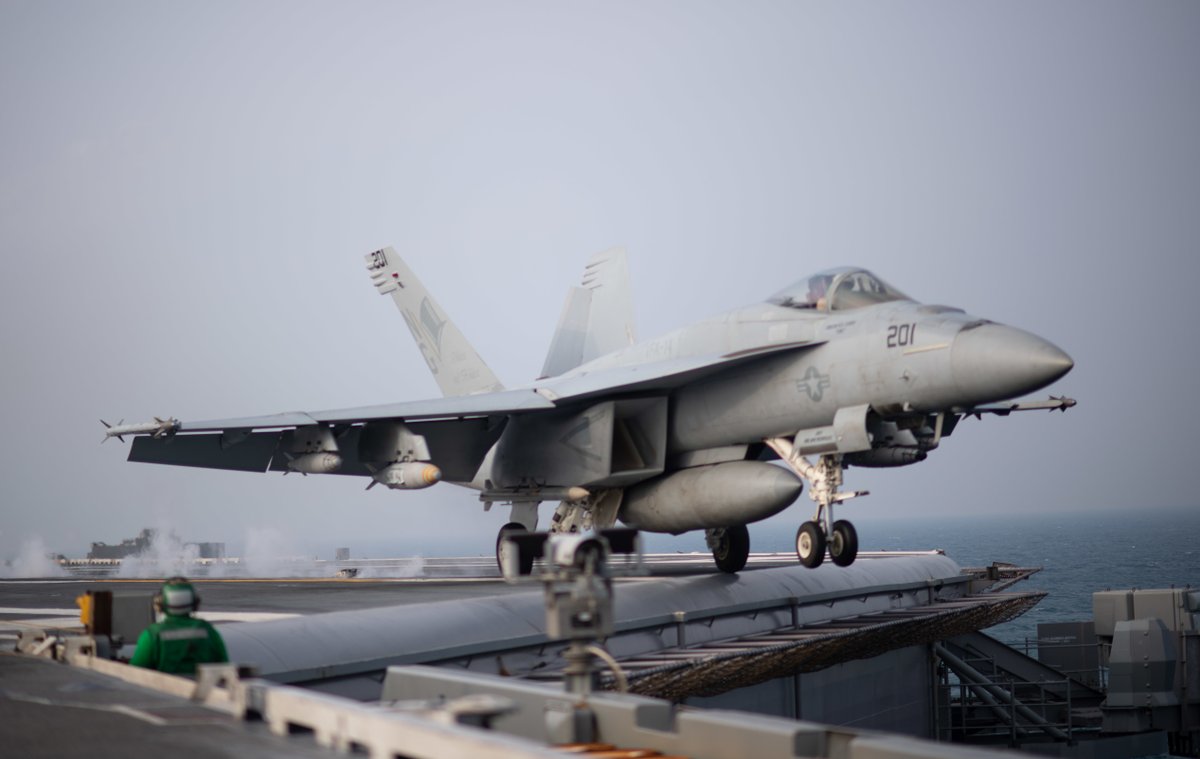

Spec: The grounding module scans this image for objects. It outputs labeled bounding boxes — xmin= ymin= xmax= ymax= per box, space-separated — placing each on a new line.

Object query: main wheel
xmin=712 ymin=524 xmax=750 ymax=573
xmin=829 ymin=520 xmax=859 ymax=567
xmin=796 ymin=521 xmax=826 ymax=568
xmin=496 ymin=522 xmax=534 ymax=576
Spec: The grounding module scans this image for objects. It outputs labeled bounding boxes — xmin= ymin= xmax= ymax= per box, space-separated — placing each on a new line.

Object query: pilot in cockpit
xmin=770 ymin=269 xmax=906 ymax=313
xmin=807 ymin=275 xmax=833 ymax=311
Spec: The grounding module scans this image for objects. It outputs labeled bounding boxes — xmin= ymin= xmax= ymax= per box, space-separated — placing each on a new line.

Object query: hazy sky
xmin=1 ymin=2 xmax=1197 ymax=561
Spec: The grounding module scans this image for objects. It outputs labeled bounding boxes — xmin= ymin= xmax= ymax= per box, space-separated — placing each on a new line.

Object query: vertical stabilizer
xmin=540 ymin=247 xmax=636 ymax=378
xmin=365 ymin=247 xmax=504 ymax=397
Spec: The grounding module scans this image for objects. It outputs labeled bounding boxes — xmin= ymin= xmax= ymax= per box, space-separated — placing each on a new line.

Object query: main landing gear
xmin=706 ymin=525 xmax=750 ymax=573
xmin=495 ymin=501 xmax=539 ymax=575
xmin=494 ymin=491 xmax=623 ymax=576
xmin=765 ymin=440 xmax=868 ymax=569
xmin=496 ymin=521 xmax=535 ymax=576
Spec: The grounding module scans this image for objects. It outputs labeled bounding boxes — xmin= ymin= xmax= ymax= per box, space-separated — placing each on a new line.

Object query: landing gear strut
xmin=706 ymin=525 xmax=750 ymax=573
xmin=765 ymin=439 xmax=868 ymax=569
xmin=494 ymin=491 xmax=623 ymax=577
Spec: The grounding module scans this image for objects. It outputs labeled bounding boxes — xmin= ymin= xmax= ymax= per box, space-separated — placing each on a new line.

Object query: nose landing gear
xmin=766 ymin=438 xmax=868 ymax=568
xmin=796 ymin=518 xmax=857 ymax=568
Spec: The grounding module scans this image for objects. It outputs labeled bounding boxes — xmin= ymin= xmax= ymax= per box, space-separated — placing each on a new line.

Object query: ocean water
xmin=271 ymin=504 xmax=1199 ymax=647
xmin=743 ymin=507 xmax=1200 ymax=645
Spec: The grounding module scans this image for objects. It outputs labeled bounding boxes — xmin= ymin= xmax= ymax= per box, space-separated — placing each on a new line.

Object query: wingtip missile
xmin=100 ymin=419 xmax=123 ymax=443
xmin=102 ymin=417 xmax=180 ymax=441
xmin=963 ymin=395 xmax=1078 ymax=421
xmin=1048 ymin=395 xmax=1077 ymax=412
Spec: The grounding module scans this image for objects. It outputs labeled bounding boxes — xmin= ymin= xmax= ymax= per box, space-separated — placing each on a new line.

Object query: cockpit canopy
xmin=768 ymin=268 xmax=910 ymax=312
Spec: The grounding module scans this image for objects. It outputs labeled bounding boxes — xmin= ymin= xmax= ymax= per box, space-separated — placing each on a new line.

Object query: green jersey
xmin=129 ymin=614 xmax=228 ymax=675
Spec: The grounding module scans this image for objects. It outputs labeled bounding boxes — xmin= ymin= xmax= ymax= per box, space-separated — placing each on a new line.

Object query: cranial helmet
xmin=157 ymin=576 xmax=200 ymax=616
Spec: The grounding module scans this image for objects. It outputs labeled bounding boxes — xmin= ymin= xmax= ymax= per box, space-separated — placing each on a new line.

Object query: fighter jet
xmin=104 ymin=247 xmax=1074 ymax=573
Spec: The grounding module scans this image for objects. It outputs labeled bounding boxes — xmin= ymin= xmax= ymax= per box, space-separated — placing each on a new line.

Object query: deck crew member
xmin=130 ymin=576 xmax=228 ymax=675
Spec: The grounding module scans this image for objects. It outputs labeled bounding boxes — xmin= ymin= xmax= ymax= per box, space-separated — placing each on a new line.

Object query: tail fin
xmin=540 ymin=246 xmax=636 ymax=378
xmin=366 ymin=247 xmax=504 ymax=396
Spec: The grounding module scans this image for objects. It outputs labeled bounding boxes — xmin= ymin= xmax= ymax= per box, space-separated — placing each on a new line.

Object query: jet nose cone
xmin=951 ymin=323 xmax=1073 ymax=403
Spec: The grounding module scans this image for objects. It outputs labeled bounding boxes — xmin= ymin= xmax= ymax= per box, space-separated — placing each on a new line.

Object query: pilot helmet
xmin=808 ymin=274 xmax=832 ymax=300
xmin=155 ymin=576 xmax=200 ymax=617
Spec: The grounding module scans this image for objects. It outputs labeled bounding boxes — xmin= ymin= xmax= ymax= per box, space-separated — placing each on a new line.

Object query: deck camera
xmin=500 ymin=527 xmax=643 ymax=742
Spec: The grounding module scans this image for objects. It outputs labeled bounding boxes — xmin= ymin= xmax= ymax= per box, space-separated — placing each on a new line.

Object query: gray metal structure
xmin=215 ymin=554 xmax=1005 ymax=700
xmin=105 ymin=248 xmax=1074 ymax=572
xmin=4 ymin=645 xmax=1028 ymax=759
xmin=1094 ymin=588 xmax=1200 ymax=754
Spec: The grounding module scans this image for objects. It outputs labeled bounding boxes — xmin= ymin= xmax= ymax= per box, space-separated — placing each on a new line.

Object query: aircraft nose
xmin=951 ymin=323 xmax=1074 ymax=402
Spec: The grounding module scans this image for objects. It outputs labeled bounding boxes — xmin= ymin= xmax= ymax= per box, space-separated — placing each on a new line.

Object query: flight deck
xmin=3 ymin=550 xmax=1192 ymax=759
xmin=0 ymin=550 xmax=950 ymax=639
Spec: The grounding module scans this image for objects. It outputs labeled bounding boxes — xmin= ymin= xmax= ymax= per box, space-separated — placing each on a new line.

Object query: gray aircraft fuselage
xmin=550 ymin=298 xmax=1070 ymax=457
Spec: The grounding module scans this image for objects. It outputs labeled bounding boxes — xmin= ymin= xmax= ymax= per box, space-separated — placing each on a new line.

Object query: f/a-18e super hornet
xmin=105 ymin=247 xmax=1075 ymax=573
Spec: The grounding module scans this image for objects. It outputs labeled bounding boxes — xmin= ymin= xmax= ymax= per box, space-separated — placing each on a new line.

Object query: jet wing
xmin=109 ymin=340 xmax=819 ymax=439
xmin=174 ymin=389 xmax=556 ymax=433
xmin=108 ymin=341 xmax=821 ymax=479
xmin=110 ymin=390 xmax=555 ymax=481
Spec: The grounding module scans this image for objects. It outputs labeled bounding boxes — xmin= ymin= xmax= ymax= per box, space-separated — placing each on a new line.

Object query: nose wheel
xmin=796 ymin=521 xmax=825 ymax=568
xmin=796 ymin=517 xmax=858 ymax=568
